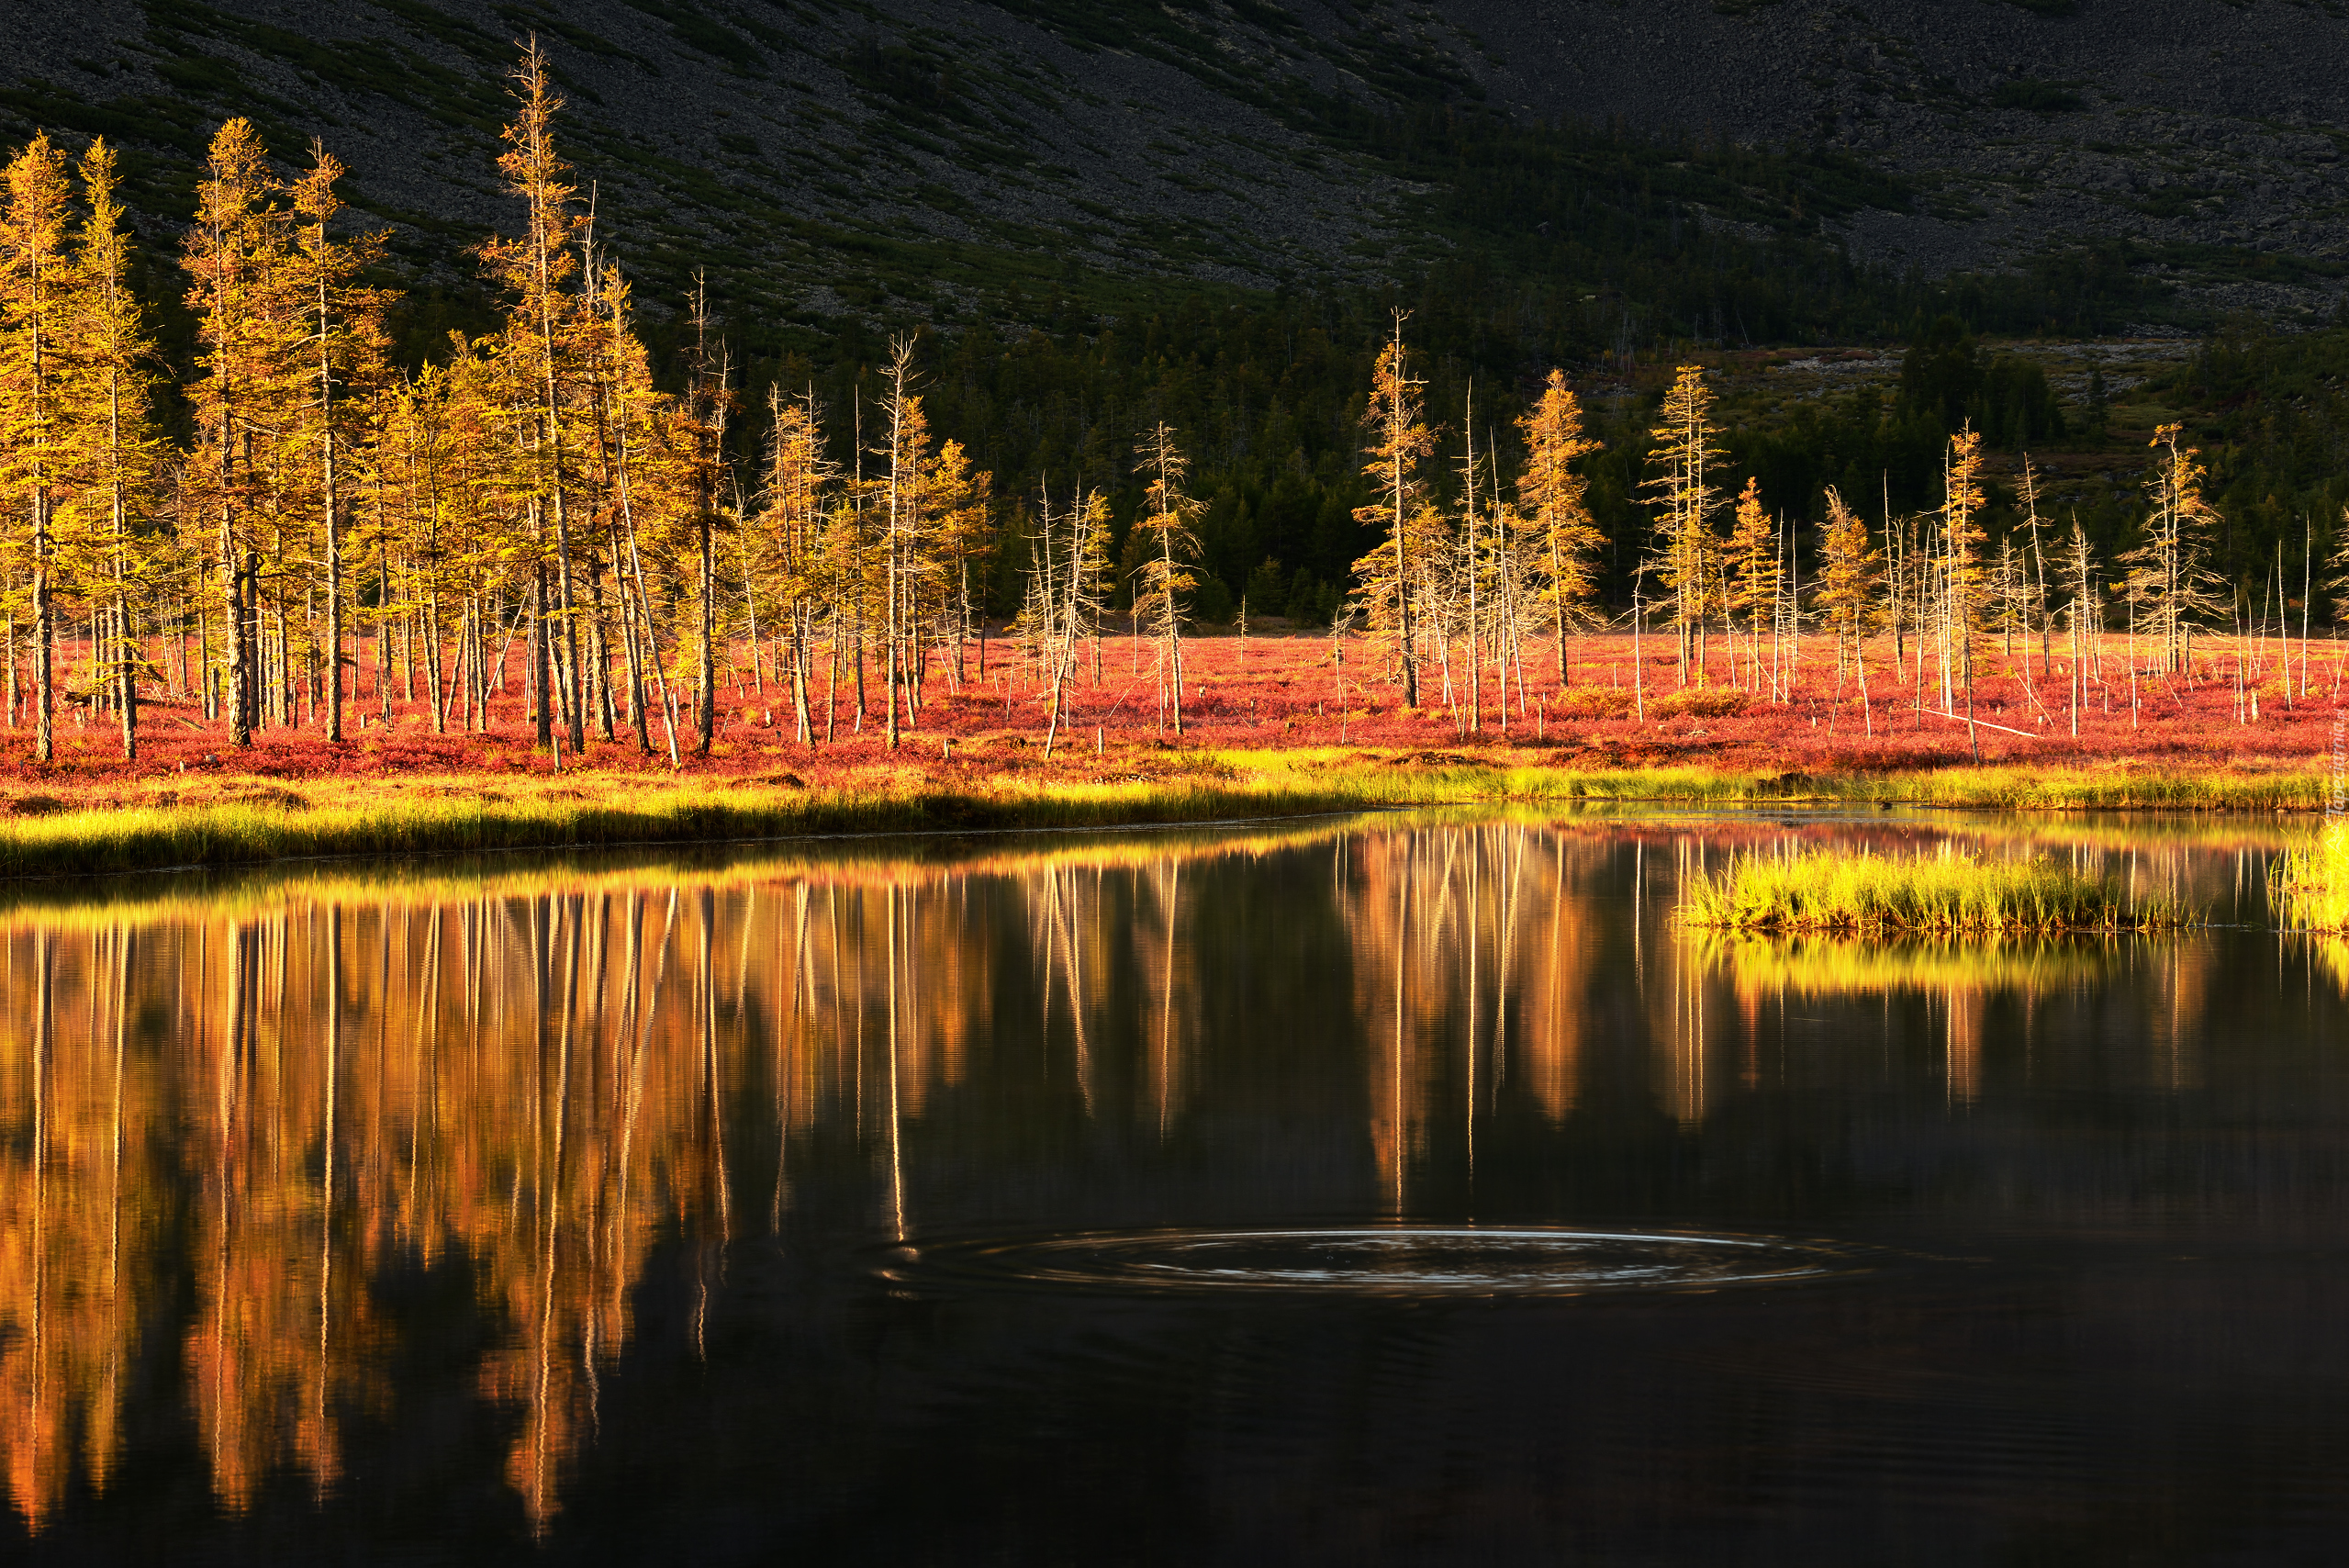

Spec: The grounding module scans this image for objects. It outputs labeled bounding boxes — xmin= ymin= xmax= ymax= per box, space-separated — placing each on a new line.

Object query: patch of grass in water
xmin=1677 ymin=846 xmax=2200 ymax=935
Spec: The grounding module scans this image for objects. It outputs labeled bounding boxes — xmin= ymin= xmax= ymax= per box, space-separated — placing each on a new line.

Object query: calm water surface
xmin=3 ymin=811 xmax=2346 ymax=1564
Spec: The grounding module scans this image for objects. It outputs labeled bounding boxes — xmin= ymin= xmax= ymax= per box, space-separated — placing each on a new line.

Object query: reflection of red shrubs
xmin=0 ymin=630 xmax=2328 ymax=791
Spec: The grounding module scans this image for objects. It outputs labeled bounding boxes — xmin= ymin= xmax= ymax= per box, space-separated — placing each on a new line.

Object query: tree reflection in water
xmin=0 ymin=814 xmax=2319 ymax=1554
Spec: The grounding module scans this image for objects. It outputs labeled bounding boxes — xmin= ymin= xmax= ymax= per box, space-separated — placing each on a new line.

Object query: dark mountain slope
xmin=10 ymin=2 xmax=2349 ymax=634
xmin=7 ymin=0 xmax=2345 ymax=342
xmin=1454 ymin=0 xmax=2349 ymax=316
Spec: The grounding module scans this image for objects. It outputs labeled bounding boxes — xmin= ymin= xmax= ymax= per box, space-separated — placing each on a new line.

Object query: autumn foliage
xmin=0 ymin=39 xmax=2322 ymax=805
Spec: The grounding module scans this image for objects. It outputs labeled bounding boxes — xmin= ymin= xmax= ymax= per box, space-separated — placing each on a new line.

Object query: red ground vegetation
xmin=0 ymin=627 xmax=2329 ymax=801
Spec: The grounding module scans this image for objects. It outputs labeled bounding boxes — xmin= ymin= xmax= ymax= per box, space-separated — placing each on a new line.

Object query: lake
xmin=2 ymin=810 xmax=2345 ymax=1564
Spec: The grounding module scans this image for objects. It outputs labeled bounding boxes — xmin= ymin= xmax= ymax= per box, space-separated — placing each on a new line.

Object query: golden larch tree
xmin=62 ymin=139 xmax=160 ymax=762
xmin=286 ymin=142 xmax=389 ymax=745
xmin=875 ymin=336 xmax=925 ymax=751
xmin=1514 ymin=368 xmax=1602 ymax=685
xmin=751 ymin=384 xmax=829 ymax=745
xmin=1724 ymin=475 xmax=1779 ymax=691
xmin=0 ymin=133 xmax=73 ymax=761
xmin=182 ymin=118 xmax=300 ymax=749
xmin=1135 ymin=421 xmax=1200 ymax=737
xmin=1640 ymin=364 xmax=1725 ymax=685
xmin=2124 ymin=421 xmax=2223 ymax=675
xmin=1941 ymin=426 xmax=1988 ymax=758
xmin=1815 ymin=486 xmax=1882 ymax=732
xmin=1351 ymin=311 xmax=1438 ymax=707
xmin=483 ymin=36 xmax=593 ymax=756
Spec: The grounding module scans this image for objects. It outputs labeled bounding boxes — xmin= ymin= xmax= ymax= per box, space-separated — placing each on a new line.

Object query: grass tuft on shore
xmin=1678 ymin=846 xmax=2199 ymax=935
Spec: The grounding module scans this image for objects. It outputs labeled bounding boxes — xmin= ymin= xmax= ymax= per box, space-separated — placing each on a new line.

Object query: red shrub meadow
xmin=0 ymin=626 xmax=2331 ymax=800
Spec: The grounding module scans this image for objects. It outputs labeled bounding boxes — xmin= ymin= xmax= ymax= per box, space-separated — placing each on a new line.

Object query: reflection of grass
xmin=0 ymin=812 xmax=1394 ymax=929
xmin=2299 ymin=932 xmax=2349 ymax=1001
xmin=1935 ymin=815 xmax=2295 ymax=854
xmin=1693 ymin=929 xmax=2117 ymax=994
xmin=2274 ymin=817 xmax=2349 ymax=930
xmin=1677 ymin=846 xmax=2199 ymax=934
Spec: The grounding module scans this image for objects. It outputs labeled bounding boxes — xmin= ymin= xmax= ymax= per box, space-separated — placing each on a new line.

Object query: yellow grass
xmin=1210 ymin=752 xmax=2323 ymax=813
xmin=1677 ymin=846 xmax=2200 ymax=935
xmin=0 ymin=811 xmax=1393 ymax=928
xmin=0 ymin=751 xmax=2320 ymax=879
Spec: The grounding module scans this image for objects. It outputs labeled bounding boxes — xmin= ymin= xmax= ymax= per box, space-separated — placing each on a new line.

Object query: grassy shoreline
xmin=0 ymin=752 xmax=2325 ymax=880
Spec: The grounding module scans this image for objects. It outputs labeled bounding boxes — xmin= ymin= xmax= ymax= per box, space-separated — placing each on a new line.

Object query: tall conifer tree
xmin=2125 ymin=422 xmax=2222 ymax=675
xmin=1514 ymin=369 xmax=1602 ymax=685
xmin=1816 ymin=486 xmax=1881 ymax=732
xmin=0 ymin=134 xmax=73 ymax=761
xmin=485 ymin=37 xmax=590 ymax=756
xmin=1352 ymin=312 xmax=1437 ymax=708
xmin=184 ymin=118 xmax=296 ymax=748
xmin=1725 ymin=475 xmax=1778 ymax=690
xmin=1135 ymin=422 xmax=1199 ymax=737
xmin=64 ymin=139 xmax=158 ymax=760
xmin=287 ymin=144 xmax=387 ymax=745
xmin=1641 ymin=365 xmax=1724 ymax=685
xmin=1941 ymin=426 xmax=1988 ymax=759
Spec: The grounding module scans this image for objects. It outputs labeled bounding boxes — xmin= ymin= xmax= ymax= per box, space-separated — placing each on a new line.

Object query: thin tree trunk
xmin=32 ymin=493 xmax=52 ymax=763
xmin=530 ymin=522 xmax=552 ymax=748
xmin=554 ymin=489 xmax=584 ymax=754
xmin=698 ymin=507 xmax=716 ymax=756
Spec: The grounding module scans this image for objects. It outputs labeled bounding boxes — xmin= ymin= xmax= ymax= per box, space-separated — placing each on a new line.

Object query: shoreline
xmin=0 ymin=751 xmax=2324 ymax=881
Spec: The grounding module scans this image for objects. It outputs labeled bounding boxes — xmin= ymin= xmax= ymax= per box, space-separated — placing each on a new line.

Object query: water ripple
xmin=878 ymin=1226 xmax=1863 ymax=1296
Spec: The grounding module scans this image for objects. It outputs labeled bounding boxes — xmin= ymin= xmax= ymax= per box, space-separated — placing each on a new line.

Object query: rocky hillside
xmin=1455 ymin=0 xmax=2349 ymax=319
xmin=5 ymin=0 xmax=2346 ymax=333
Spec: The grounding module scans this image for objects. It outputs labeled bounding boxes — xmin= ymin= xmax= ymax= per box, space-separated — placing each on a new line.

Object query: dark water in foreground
xmin=3 ymin=812 xmax=2347 ymax=1564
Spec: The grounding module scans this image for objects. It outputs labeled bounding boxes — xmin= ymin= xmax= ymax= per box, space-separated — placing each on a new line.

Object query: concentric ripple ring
xmin=878 ymin=1226 xmax=1862 ymax=1296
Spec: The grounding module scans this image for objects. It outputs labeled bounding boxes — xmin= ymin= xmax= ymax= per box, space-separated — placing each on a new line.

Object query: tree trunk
xmin=321 ymin=285 xmax=342 ymax=745
xmin=697 ymin=510 xmax=716 ymax=756
xmin=531 ymin=558 xmax=552 ymax=749
xmin=223 ymin=508 xmax=249 ymax=749
xmin=31 ymin=496 xmax=52 ymax=764
xmin=554 ymin=487 xmax=584 ymax=754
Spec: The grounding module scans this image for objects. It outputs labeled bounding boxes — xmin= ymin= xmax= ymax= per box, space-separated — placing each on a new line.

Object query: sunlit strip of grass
xmin=0 ymin=810 xmax=1404 ymax=924
xmin=1213 ymin=753 xmax=2327 ymax=812
xmin=1865 ymin=767 xmax=2321 ymax=812
xmin=0 ymin=751 xmax=2327 ymax=881
xmin=2273 ymin=817 xmax=2349 ymax=932
xmin=1676 ymin=847 xmax=2201 ymax=935
xmin=0 ymin=774 xmax=1446 ymax=880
